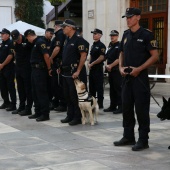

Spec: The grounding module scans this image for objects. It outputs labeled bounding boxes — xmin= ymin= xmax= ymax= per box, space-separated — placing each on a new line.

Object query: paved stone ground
xmin=0 ymin=83 xmax=169 ymax=170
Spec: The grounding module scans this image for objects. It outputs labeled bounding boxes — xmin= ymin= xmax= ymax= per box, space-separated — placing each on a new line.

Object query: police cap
xmin=122 ymin=8 xmax=141 ymax=18
xmin=61 ymin=19 xmax=76 ymax=28
xmin=54 ymin=20 xmax=63 ymax=26
xmin=46 ymin=28 xmax=54 ymax=34
xmin=109 ymin=30 xmax=119 ymax=36
xmin=24 ymin=29 xmax=35 ymax=37
xmin=11 ymin=29 xmax=20 ymax=41
xmin=91 ymin=28 xmax=103 ymax=35
xmin=0 ymin=28 xmax=10 ymax=35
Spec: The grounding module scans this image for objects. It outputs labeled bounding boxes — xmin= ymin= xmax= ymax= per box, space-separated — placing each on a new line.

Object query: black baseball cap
xmin=46 ymin=28 xmax=54 ymax=33
xmin=61 ymin=19 xmax=76 ymax=28
xmin=0 ymin=28 xmax=10 ymax=35
xmin=122 ymin=8 xmax=141 ymax=18
xmin=109 ymin=30 xmax=119 ymax=36
xmin=91 ymin=28 xmax=103 ymax=35
xmin=24 ymin=29 xmax=35 ymax=37
xmin=54 ymin=20 xmax=63 ymax=26
xmin=11 ymin=29 xmax=20 ymax=41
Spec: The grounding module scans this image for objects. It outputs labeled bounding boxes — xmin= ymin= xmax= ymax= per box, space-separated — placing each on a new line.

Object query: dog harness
xmin=78 ymin=91 xmax=94 ymax=106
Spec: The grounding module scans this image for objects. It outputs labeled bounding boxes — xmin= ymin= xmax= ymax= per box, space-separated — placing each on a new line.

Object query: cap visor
xmin=122 ymin=14 xmax=134 ymax=18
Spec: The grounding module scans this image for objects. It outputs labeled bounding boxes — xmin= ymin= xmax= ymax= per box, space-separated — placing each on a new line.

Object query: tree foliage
xmin=15 ymin=0 xmax=45 ymax=28
xmin=48 ymin=0 xmax=66 ymax=6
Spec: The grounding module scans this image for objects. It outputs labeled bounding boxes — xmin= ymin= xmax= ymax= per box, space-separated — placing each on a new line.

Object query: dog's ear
xmin=162 ymin=97 xmax=168 ymax=104
xmin=81 ymin=83 xmax=86 ymax=90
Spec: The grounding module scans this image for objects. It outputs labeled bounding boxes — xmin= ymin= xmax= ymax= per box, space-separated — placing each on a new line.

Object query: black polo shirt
xmin=30 ymin=37 xmax=48 ymax=64
xmin=105 ymin=41 xmax=120 ymax=65
xmin=0 ymin=38 xmax=14 ymax=64
xmin=42 ymin=36 xmax=51 ymax=55
xmin=120 ymin=27 xmax=158 ymax=67
xmin=62 ymin=33 xmax=88 ymax=66
xmin=13 ymin=35 xmax=33 ymax=65
xmin=50 ymin=29 xmax=65 ymax=61
xmin=90 ymin=40 xmax=106 ymax=64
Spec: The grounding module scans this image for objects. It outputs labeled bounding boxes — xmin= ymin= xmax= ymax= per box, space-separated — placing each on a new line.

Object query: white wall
xmin=83 ymin=0 xmax=130 ymax=48
xmin=0 ymin=0 xmax=15 ymax=30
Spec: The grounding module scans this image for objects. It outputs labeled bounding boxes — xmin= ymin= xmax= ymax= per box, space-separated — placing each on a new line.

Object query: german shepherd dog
xmin=157 ymin=97 xmax=170 ymax=149
xmin=74 ymin=79 xmax=98 ymax=125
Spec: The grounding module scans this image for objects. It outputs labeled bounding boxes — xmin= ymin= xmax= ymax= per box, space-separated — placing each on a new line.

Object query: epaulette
xmin=144 ymin=28 xmax=152 ymax=32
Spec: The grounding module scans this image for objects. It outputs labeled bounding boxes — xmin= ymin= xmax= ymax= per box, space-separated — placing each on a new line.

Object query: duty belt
xmin=61 ymin=63 xmax=78 ymax=72
xmin=31 ymin=63 xmax=46 ymax=69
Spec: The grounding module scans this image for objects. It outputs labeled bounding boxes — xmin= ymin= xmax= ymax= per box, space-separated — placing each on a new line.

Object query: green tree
xmin=48 ymin=0 xmax=66 ymax=6
xmin=15 ymin=0 xmax=45 ymax=28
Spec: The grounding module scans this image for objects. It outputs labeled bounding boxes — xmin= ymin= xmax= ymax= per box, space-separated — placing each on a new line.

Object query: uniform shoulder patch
xmin=41 ymin=44 xmax=46 ymax=49
xmin=101 ymin=48 xmax=106 ymax=53
xmin=56 ymin=41 xmax=60 ymax=46
xmin=150 ymin=40 xmax=158 ymax=48
xmin=78 ymin=45 xmax=85 ymax=50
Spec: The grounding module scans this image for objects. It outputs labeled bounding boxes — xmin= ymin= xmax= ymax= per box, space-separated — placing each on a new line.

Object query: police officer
xmin=0 ymin=28 xmax=17 ymax=111
xmin=43 ymin=28 xmax=54 ymax=110
xmin=24 ymin=29 xmax=52 ymax=121
xmin=104 ymin=30 xmax=122 ymax=114
xmin=50 ymin=20 xmax=67 ymax=112
xmin=60 ymin=19 xmax=89 ymax=126
xmin=113 ymin=8 xmax=159 ymax=151
xmin=11 ymin=29 xmax=33 ymax=116
xmin=88 ymin=28 xmax=106 ymax=109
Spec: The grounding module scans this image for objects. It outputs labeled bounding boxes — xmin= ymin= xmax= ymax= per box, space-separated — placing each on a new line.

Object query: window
xmin=138 ymin=0 xmax=167 ymax=13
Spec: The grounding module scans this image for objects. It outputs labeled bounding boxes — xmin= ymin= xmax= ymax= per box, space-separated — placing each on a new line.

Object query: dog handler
xmin=114 ymin=8 xmax=159 ymax=151
xmin=60 ymin=19 xmax=89 ymax=126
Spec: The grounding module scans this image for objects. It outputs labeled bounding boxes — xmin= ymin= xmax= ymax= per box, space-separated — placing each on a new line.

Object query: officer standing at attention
xmin=50 ymin=20 xmax=67 ymax=112
xmin=113 ymin=8 xmax=159 ymax=151
xmin=0 ymin=28 xmax=17 ymax=111
xmin=11 ymin=29 xmax=33 ymax=116
xmin=104 ymin=30 xmax=122 ymax=114
xmin=60 ymin=19 xmax=89 ymax=126
xmin=24 ymin=29 xmax=52 ymax=121
xmin=88 ymin=28 xmax=106 ymax=109
xmin=43 ymin=28 xmax=54 ymax=110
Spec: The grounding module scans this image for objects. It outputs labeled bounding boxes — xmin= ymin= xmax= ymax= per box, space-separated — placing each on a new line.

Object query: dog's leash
xmin=137 ymin=77 xmax=161 ymax=108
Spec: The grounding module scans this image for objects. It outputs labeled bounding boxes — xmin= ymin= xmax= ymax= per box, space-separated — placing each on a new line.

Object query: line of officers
xmin=0 ymin=19 xmax=122 ymax=125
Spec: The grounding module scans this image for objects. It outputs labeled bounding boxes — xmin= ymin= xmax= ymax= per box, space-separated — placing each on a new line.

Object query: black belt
xmin=31 ymin=63 xmax=46 ymax=69
xmin=61 ymin=64 xmax=78 ymax=72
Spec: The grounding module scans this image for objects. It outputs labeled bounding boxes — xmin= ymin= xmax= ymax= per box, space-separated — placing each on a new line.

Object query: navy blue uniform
xmin=43 ymin=36 xmax=53 ymax=104
xmin=0 ymin=38 xmax=16 ymax=107
xmin=89 ymin=40 xmax=106 ymax=107
xmin=50 ymin=29 xmax=66 ymax=108
xmin=105 ymin=41 xmax=122 ymax=109
xmin=30 ymin=37 xmax=50 ymax=117
xmin=62 ymin=33 xmax=88 ymax=121
xmin=13 ymin=35 xmax=33 ymax=111
xmin=120 ymin=27 xmax=158 ymax=142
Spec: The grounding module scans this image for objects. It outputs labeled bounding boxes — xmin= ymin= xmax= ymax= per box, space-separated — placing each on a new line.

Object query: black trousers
xmin=89 ymin=66 xmax=104 ymax=105
xmin=31 ymin=68 xmax=49 ymax=116
xmin=108 ymin=69 xmax=122 ymax=108
xmin=16 ymin=65 xmax=33 ymax=111
xmin=122 ymin=71 xmax=150 ymax=142
xmin=62 ymin=71 xmax=81 ymax=120
xmin=0 ymin=65 xmax=16 ymax=105
xmin=51 ymin=69 xmax=66 ymax=107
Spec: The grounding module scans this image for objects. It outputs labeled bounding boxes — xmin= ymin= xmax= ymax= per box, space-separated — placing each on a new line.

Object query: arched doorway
xmin=130 ymin=0 xmax=168 ymax=74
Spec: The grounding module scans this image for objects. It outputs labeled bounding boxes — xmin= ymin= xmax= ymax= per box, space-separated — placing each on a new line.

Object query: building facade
xmin=83 ymin=0 xmax=170 ymax=81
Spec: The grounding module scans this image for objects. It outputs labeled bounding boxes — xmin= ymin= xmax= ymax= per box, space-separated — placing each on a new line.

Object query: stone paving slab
xmin=0 ymin=83 xmax=169 ymax=170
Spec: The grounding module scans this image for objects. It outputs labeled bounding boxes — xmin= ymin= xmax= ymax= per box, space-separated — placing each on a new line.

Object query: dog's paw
xmin=82 ymin=121 xmax=86 ymax=125
xmin=90 ymin=122 xmax=95 ymax=126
